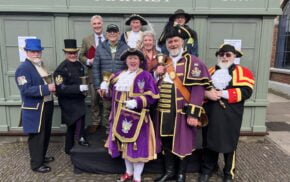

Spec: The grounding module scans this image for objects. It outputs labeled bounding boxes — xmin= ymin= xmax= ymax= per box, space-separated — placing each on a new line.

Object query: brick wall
xmin=270 ymin=72 xmax=290 ymax=84
xmin=271 ymin=24 xmax=279 ymax=67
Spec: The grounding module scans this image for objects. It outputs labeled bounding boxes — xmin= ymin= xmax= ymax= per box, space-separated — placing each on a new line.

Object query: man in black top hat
xmin=158 ymin=9 xmax=199 ymax=56
xmin=120 ymin=14 xmax=148 ymax=49
xmin=54 ymin=39 xmax=90 ymax=155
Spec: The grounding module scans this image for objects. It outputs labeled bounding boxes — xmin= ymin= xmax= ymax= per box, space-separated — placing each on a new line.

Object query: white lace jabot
xmin=115 ymin=70 xmax=137 ymax=92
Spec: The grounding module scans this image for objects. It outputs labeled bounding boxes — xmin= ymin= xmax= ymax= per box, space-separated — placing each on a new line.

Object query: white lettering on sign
xmin=94 ymin=0 xmax=170 ymax=2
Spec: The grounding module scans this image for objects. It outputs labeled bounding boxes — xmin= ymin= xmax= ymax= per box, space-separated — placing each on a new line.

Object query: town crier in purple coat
xmin=154 ymin=25 xmax=211 ymax=182
xmin=102 ymin=48 xmax=159 ymax=182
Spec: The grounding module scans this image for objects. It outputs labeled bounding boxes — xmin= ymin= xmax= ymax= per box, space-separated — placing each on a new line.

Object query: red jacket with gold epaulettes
xmin=208 ymin=64 xmax=255 ymax=103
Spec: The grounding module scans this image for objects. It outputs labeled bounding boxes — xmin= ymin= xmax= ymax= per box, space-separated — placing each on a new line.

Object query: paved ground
xmin=0 ymin=92 xmax=290 ymax=181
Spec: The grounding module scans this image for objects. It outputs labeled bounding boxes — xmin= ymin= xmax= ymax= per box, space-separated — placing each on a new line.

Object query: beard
xmin=217 ymin=58 xmax=234 ymax=69
xmin=168 ymin=47 xmax=182 ymax=57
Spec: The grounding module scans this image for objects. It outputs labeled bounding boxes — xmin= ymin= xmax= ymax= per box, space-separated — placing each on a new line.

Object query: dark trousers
xmin=28 ymin=101 xmax=53 ymax=170
xmin=201 ymin=148 xmax=236 ymax=179
xmin=65 ymin=116 xmax=85 ymax=154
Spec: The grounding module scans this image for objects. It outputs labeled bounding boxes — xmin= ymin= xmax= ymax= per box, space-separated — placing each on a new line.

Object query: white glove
xmin=125 ymin=99 xmax=137 ymax=109
xmin=221 ymin=90 xmax=229 ymax=99
xmin=100 ymin=81 xmax=109 ymax=91
xmin=80 ymin=84 xmax=89 ymax=92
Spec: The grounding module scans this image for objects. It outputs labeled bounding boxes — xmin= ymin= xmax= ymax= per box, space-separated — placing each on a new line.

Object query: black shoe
xmin=223 ymin=177 xmax=233 ymax=182
xmin=78 ymin=137 xmax=90 ymax=147
xmin=33 ymin=165 xmax=51 ymax=173
xmin=154 ymin=150 xmax=176 ymax=182
xmin=44 ymin=156 xmax=55 ymax=163
xmin=176 ymin=174 xmax=186 ymax=182
xmin=198 ymin=174 xmax=210 ymax=182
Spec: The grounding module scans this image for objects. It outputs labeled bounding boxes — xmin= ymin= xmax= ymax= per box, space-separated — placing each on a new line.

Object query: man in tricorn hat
xmin=120 ymin=14 xmax=148 ymax=49
xmin=158 ymin=9 xmax=199 ymax=56
xmin=154 ymin=25 xmax=211 ymax=182
xmin=198 ymin=44 xmax=255 ymax=182
xmin=54 ymin=39 xmax=90 ymax=155
xmin=15 ymin=38 xmax=55 ymax=173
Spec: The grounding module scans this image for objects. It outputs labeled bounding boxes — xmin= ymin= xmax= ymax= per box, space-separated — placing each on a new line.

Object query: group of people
xmin=15 ymin=9 xmax=255 ymax=182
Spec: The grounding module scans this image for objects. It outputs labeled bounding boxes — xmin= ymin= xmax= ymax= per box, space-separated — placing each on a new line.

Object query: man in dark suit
xmin=15 ymin=38 xmax=55 ymax=173
xmin=54 ymin=39 xmax=90 ymax=154
xmin=79 ymin=15 xmax=105 ymax=134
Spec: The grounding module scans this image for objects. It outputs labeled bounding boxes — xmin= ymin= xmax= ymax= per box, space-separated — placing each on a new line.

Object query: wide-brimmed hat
xmin=162 ymin=25 xmax=190 ymax=40
xmin=125 ymin=14 xmax=148 ymax=26
xmin=106 ymin=24 xmax=119 ymax=32
xmin=63 ymin=39 xmax=79 ymax=52
xmin=215 ymin=44 xmax=243 ymax=58
xmin=24 ymin=39 xmax=44 ymax=51
xmin=169 ymin=9 xmax=191 ymax=24
xmin=120 ymin=48 xmax=145 ymax=62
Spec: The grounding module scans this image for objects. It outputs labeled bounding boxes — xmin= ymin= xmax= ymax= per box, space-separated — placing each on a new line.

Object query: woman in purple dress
xmin=101 ymin=48 xmax=159 ymax=182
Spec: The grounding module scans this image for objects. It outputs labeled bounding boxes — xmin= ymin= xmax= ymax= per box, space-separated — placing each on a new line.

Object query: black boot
xmin=154 ymin=150 xmax=176 ymax=182
xmin=176 ymin=157 xmax=189 ymax=182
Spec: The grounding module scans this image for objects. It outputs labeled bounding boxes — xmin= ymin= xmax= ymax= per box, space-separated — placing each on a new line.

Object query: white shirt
xmin=127 ymin=31 xmax=140 ymax=48
xmin=94 ymin=33 xmax=105 ymax=47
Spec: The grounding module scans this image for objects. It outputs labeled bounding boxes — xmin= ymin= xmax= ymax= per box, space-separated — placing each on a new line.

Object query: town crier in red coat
xmin=199 ymin=44 xmax=255 ymax=182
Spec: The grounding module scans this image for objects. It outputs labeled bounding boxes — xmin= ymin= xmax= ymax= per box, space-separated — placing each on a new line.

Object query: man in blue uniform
xmin=15 ymin=38 xmax=56 ymax=173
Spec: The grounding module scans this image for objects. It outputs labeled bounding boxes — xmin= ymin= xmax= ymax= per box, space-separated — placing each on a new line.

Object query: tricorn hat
xmin=24 ymin=38 xmax=44 ymax=51
xmin=125 ymin=14 xmax=148 ymax=26
xmin=121 ymin=48 xmax=147 ymax=70
xmin=63 ymin=39 xmax=79 ymax=52
xmin=169 ymin=9 xmax=191 ymax=24
xmin=162 ymin=25 xmax=190 ymax=40
xmin=215 ymin=44 xmax=243 ymax=58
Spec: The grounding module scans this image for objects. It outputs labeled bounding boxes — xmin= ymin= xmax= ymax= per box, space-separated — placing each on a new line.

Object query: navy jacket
xmin=15 ymin=59 xmax=51 ymax=134
xmin=92 ymin=40 xmax=129 ymax=89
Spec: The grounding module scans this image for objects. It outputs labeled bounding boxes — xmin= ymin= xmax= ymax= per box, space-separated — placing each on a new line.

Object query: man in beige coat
xmin=79 ymin=15 xmax=105 ymax=133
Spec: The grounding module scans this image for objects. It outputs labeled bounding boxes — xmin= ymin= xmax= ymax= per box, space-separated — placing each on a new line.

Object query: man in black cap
xmin=54 ymin=39 xmax=90 ymax=155
xmin=198 ymin=44 xmax=255 ymax=182
xmin=93 ymin=24 xmax=129 ymax=135
xmin=154 ymin=25 xmax=211 ymax=182
xmin=120 ymin=14 xmax=148 ymax=49
xmin=158 ymin=9 xmax=199 ymax=56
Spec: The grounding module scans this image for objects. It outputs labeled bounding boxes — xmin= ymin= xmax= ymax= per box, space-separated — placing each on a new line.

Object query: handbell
xmin=156 ymin=53 xmax=166 ymax=65
xmin=102 ymin=71 xmax=112 ymax=82
xmin=43 ymin=74 xmax=54 ymax=84
xmin=80 ymin=76 xmax=89 ymax=85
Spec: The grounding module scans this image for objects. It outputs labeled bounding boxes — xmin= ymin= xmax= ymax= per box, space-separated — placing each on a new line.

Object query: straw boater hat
xmin=169 ymin=9 xmax=191 ymax=24
xmin=215 ymin=44 xmax=243 ymax=58
xmin=63 ymin=39 xmax=79 ymax=52
xmin=125 ymin=14 xmax=148 ymax=26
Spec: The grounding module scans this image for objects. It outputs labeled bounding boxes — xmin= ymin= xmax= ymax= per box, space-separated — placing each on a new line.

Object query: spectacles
xmin=218 ymin=52 xmax=233 ymax=58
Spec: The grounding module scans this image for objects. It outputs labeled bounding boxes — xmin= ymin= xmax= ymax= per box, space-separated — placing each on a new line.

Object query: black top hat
xmin=169 ymin=9 xmax=191 ymax=24
xmin=215 ymin=44 xmax=243 ymax=58
xmin=63 ymin=39 xmax=79 ymax=52
xmin=106 ymin=24 xmax=119 ymax=32
xmin=125 ymin=14 xmax=148 ymax=26
xmin=162 ymin=25 xmax=190 ymax=40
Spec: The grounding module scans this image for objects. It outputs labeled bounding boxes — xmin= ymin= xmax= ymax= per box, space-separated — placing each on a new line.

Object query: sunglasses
xmin=218 ymin=52 xmax=233 ymax=58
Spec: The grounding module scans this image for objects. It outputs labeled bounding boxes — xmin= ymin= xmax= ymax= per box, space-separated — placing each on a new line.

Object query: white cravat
xmin=115 ymin=70 xmax=137 ymax=92
xmin=163 ymin=49 xmax=183 ymax=83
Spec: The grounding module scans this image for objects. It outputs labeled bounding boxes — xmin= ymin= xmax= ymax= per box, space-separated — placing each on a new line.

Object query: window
xmin=276 ymin=1 xmax=290 ymax=69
